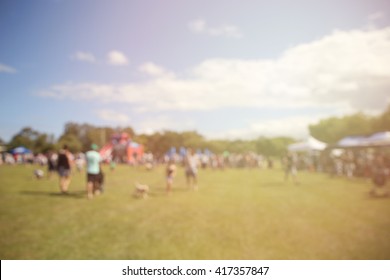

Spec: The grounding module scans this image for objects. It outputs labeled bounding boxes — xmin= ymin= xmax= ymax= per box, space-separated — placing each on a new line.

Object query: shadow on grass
xmin=20 ymin=190 xmax=86 ymax=199
xmin=260 ymin=181 xmax=288 ymax=187
xmin=152 ymin=187 xmax=191 ymax=196
xmin=366 ymin=193 xmax=390 ymax=200
xmin=130 ymin=185 xmax=192 ymax=199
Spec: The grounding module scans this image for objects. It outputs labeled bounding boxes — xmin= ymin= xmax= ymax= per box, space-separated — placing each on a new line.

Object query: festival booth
xmin=8 ymin=146 xmax=33 ymax=164
xmin=288 ymin=136 xmax=327 ymax=152
xmin=337 ymin=136 xmax=369 ymax=148
xmin=332 ymin=131 xmax=390 ymax=183
xmin=364 ymin=131 xmax=390 ymax=147
xmin=10 ymin=146 xmax=32 ymax=155
xmin=166 ymin=147 xmax=186 ymax=163
xmin=288 ymin=136 xmax=327 ymax=171
xmin=332 ymin=131 xmax=390 ymax=161
xmin=330 ymin=136 xmax=369 ymax=160
xmin=99 ymin=133 xmax=144 ymax=164
xmin=336 ymin=131 xmax=390 ymax=148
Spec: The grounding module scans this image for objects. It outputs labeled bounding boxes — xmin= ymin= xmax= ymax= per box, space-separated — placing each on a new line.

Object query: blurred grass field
xmin=0 ymin=164 xmax=389 ymax=260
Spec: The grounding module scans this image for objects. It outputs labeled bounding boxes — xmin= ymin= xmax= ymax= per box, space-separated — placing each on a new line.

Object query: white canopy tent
xmin=336 ymin=131 xmax=390 ymax=147
xmin=288 ymin=136 xmax=327 ymax=152
xmin=364 ymin=131 xmax=390 ymax=146
xmin=337 ymin=136 xmax=367 ymax=147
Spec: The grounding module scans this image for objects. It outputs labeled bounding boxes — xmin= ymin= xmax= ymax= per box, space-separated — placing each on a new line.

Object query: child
xmin=166 ymin=159 xmax=176 ymax=195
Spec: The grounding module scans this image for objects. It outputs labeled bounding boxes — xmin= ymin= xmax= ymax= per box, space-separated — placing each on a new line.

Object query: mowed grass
xmin=0 ymin=164 xmax=389 ymax=260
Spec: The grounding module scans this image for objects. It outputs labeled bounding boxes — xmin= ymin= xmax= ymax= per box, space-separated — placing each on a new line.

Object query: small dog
xmin=134 ymin=182 xmax=149 ymax=199
xmin=145 ymin=162 xmax=153 ymax=171
xmin=34 ymin=169 xmax=44 ymax=179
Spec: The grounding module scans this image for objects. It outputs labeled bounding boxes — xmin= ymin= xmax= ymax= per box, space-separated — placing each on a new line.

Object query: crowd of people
xmin=0 ymin=144 xmax=105 ymax=199
xmin=161 ymin=150 xmax=274 ymax=170
xmin=1 ymin=143 xmax=389 ymax=198
xmin=280 ymin=148 xmax=390 ymax=195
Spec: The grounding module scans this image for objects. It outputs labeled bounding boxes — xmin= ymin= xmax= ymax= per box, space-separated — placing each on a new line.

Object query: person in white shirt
xmin=184 ymin=148 xmax=199 ymax=190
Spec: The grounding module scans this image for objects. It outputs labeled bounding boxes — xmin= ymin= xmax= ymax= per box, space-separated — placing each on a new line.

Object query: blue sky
xmin=1 ymin=0 xmax=390 ymax=142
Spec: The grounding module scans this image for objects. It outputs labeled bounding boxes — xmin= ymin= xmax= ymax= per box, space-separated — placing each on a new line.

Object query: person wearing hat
xmin=86 ymin=143 xmax=102 ymax=199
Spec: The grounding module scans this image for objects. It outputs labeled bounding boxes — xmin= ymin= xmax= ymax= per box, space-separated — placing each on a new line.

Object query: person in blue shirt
xmin=86 ymin=144 xmax=102 ymax=199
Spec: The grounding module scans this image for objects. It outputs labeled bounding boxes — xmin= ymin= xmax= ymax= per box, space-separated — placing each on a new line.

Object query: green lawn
xmin=0 ymin=164 xmax=389 ymax=260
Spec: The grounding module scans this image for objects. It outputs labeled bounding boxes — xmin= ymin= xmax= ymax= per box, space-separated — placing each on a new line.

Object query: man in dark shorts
xmin=57 ymin=145 xmax=73 ymax=194
xmin=86 ymin=144 xmax=102 ymax=199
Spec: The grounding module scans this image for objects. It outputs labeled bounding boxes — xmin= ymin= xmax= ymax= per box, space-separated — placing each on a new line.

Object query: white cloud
xmin=136 ymin=115 xmax=175 ymax=134
xmin=96 ymin=109 xmax=130 ymax=123
xmin=0 ymin=63 xmax=16 ymax=73
xmin=38 ymin=83 xmax=119 ymax=101
xmin=206 ymin=116 xmax=320 ymax=140
xmin=368 ymin=11 xmax=385 ymax=22
xmin=188 ymin=19 xmax=206 ymax=33
xmin=188 ymin=19 xmax=242 ymax=38
xmin=139 ymin=62 xmax=175 ymax=78
xmin=39 ymin=26 xmax=390 ymax=114
xmin=249 ymin=117 xmax=312 ymax=139
xmin=107 ymin=50 xmax=129 ymax=66
xmin=71 ymin=51 xmax=96 ymax=63
xmin=135 ymin=115 xmax=195 ymax=135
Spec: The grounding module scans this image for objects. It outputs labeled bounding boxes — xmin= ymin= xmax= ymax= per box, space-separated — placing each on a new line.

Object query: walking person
xmin=86 ymin=144 xmax=102 ymax=199
xmin=284 ymin=152 xmax=299 ymax=184
xmin=47 ymin=150 xmax=58 ymax=179
xmin=184 ymin=148 xmax=199 ymax=190
xmin=166 ymin=159 xmax=176 ymax=195
xmin=370 ymin=153 xmax=389 ymax=197
xmin=57 ymin=145 xmax=73 ymax=194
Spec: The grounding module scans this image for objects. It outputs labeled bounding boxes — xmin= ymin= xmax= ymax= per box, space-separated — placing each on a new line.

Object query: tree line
xmin=2 ymin=123 xmax=294 ymax=157
xmin=309 ymin=105 xmax=390 ymax=143
xmin=3 ymin=105 xmax=390 ymax=157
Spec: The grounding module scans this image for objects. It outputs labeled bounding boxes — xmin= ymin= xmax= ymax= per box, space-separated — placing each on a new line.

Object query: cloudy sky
xmin=1 ymin=0 xmax=390 ymax=141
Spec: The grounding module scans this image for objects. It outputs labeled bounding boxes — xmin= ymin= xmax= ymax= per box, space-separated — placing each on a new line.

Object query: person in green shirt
xmin=86 ymin=144 xmax=102 ymax=199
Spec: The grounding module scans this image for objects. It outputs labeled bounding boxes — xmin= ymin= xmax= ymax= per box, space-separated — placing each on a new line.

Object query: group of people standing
xmin=166 ymin=147 xmax=199 ymax=195
xmin=53 ymin=144 xmax=200 ymax=199
xmin=54 ymin=144 xmax=103 ymax=199
xmin=35 ymin=144 xmax=390 ymax=199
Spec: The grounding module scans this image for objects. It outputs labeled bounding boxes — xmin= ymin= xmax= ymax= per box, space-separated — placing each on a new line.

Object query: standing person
xmin=57 ymin=145 xmax=73 ymax=194
xmin=75 ymin=153 xmax=85 ymax=172
xmin=166 ymin=159 xmax=176 ymax=195
xmin=86 ymin=144 xmax=102 ymax=199
xmin=184 ymin=148 xmax=199 ymax=190
xmin=370 ymin=153 xmax=388 ymax=197
xmin=47 ymin=151 xmax=58 ymax=179
xmin=109 ymin=158 xmax=116 ymax=171
xmin=284 ymin=152 xmax=299 ymax=184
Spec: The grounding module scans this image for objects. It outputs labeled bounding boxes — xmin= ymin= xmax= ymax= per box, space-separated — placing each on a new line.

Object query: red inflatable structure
xmin=99 ymin=133 xmax=144 ymax=164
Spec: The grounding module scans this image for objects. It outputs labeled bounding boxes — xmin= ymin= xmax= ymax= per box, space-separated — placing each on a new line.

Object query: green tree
xmin=373 ymin=105 xmax=390 ymax=132
xmin=225 ymin=140 xmax=255 ymax=153
xmin=60 ymin=122 xmax=131 ymax=151
xmin=181 ymin=131 xmax=205 ymax=149
xmin=8 ymin=127 xmax=38 ymax=150
xmin=309 ymin=112 xmax=374 ymax=144
xmin=255 ymin=137 xmax=295 ymax=157
xmin=207 ymin=140 xmax=229 ymax=154
xmin=57 ymin=134 xmax=82 ymax=153
xmin=34 ymin=133 xmax=57 ymax=153
xmin=8 ymin=127 xmax=56 ymax=154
